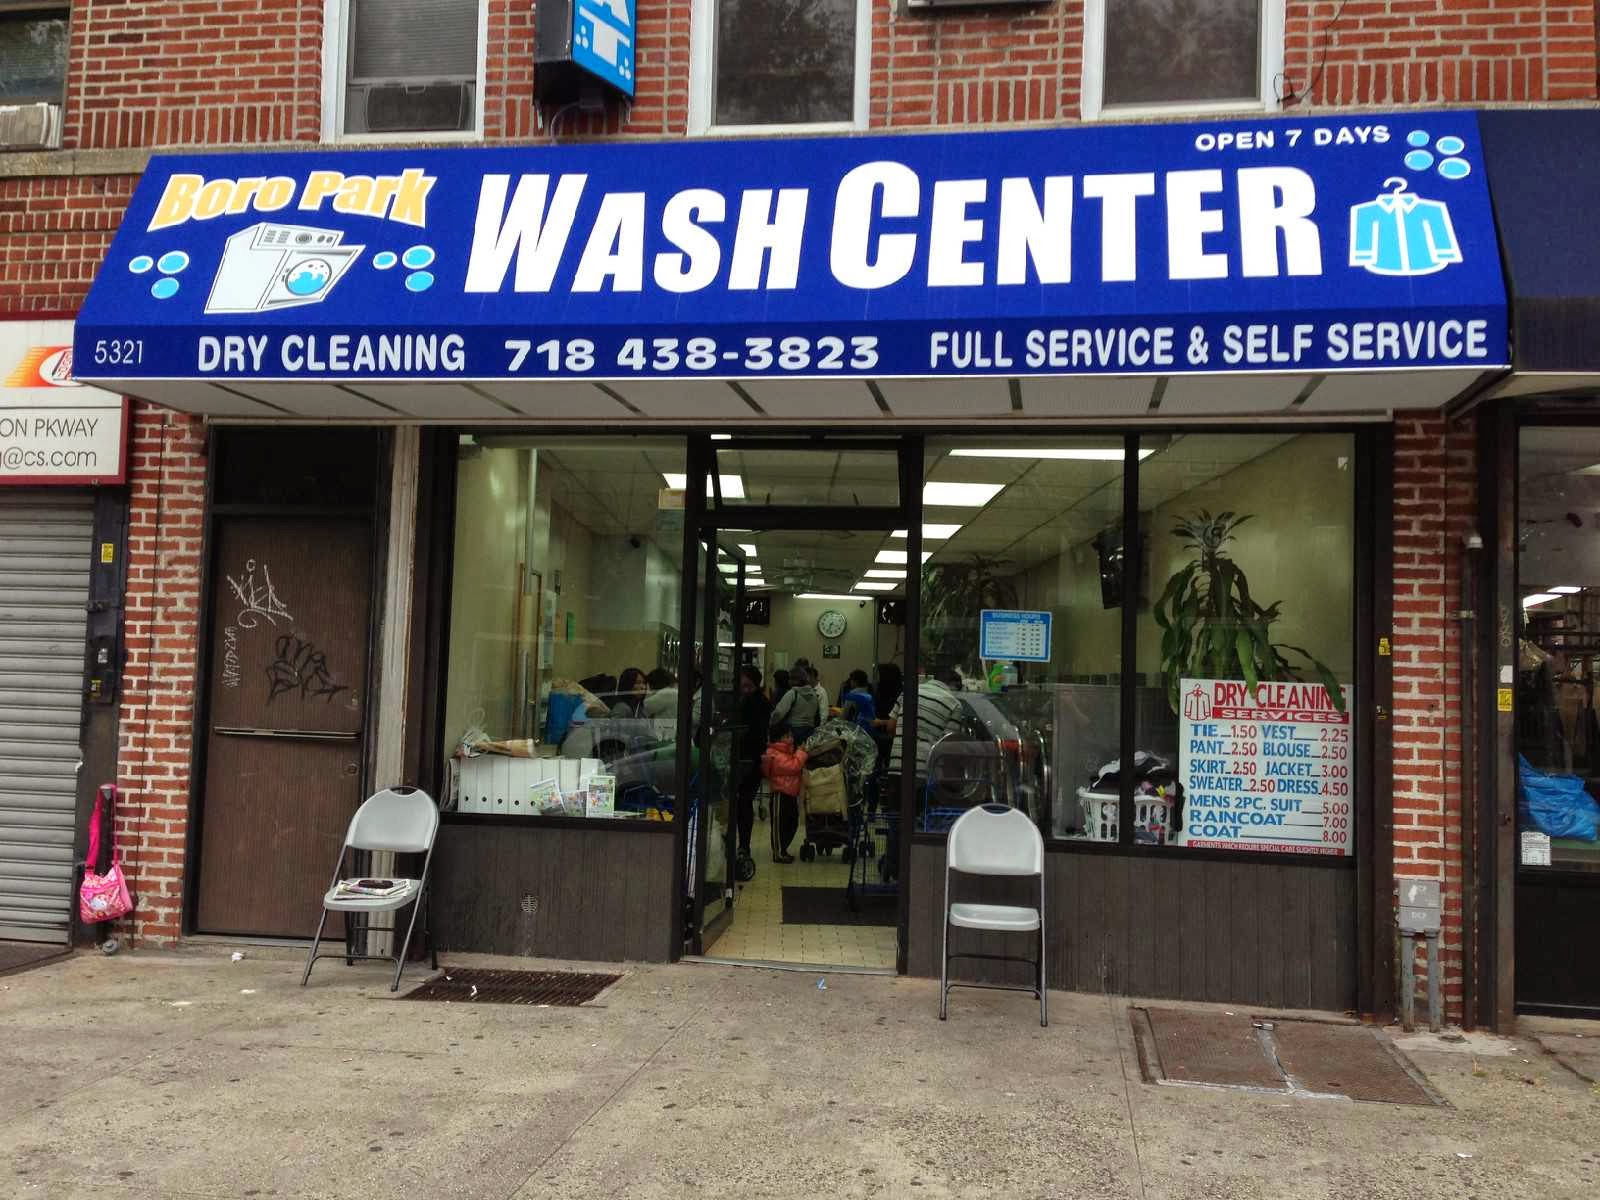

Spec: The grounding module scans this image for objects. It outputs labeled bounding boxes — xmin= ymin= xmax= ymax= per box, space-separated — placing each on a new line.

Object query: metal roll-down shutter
xmin=0 ymin=491 xmax=93 ymax=943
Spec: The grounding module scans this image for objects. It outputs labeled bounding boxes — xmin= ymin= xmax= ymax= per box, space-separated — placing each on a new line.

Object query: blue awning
xmin=72 ymin=113 xmax=1509 ymax=419
xmin=1479 ymin=110 xmax=1600 ymax=374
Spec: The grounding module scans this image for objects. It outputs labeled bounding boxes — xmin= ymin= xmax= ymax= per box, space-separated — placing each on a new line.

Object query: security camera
xmin=628 ymin=535 xmax=642 ymax=549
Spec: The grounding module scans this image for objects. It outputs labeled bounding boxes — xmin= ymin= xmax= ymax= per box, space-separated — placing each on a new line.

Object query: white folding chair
xmin=301 ymin=787 xmax=439 ymax=992
xmin=940 ymin=803 xmax=1047 ymax=1026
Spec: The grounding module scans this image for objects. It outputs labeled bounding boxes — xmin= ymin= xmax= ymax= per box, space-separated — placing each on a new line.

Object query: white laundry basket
xmin=1076 ymin=787 xmax=1173 ymax=844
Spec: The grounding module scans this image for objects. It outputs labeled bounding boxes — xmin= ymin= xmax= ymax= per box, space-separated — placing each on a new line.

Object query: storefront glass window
xmin=1135 ymin=433 xmax=1356 ymax=855
xmin=1517 ymin=428 xmax=1600 ymax=872
xmin=443 ymin=436 xmax=687 ymax=822
xmin=916 ymin=437 xmax=1126 ymax=838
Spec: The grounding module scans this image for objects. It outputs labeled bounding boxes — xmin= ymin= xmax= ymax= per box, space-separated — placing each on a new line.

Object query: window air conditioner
xmin=344 ymin=80 xmax=475 ymax=135
xmin=0 ymin=102 xmax=64 ymax=151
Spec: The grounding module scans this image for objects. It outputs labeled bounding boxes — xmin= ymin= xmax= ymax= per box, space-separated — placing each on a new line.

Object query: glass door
xmin=688 ymin=535 xmax=747 ymax=953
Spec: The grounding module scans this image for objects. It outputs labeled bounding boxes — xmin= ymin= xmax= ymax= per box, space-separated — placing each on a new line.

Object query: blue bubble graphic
xmin=405 ymin=271 xmax=435 ymax=293
xmin=150 ymin=277 xmax=180 ymax=300
xmin=1438 ymin=157 xmax=1471 ymax=180
xmin=402 ymin=245 xmax=436 ymax=270
xmin=372 ymin=250 xmax=398 ymax=270
xmin=157 ymin=250 xmax=189 ymax=274
xmin=1436 ymin=135 xmax=1465 ymax=156
xmin=1404 ymin=149 xmax=1435 ymax=171
xmin=129 ymin=255 xmax=154 ymax=274
xmin=1407 ymin=130 xmax=1430 ymax=148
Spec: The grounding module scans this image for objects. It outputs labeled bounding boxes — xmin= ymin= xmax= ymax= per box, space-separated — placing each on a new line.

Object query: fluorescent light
xmin=711 ymin=433 xmax=732 ymax=441
xmin=720 ymin=641 xmax=765 ymax=647
xmin=661 ymin=473 xmax=746 ymax=499
xmin=1523 ymin=593 xmax=1561 ymax=608
xmin=796 ymin=593 xmax=859 ymax=601
xmin=866 ymin=569 xmax=907 ymax=579
xmin=876 ymin=549 xmax=933 ymax=565
xmin=948 ymin=448 xmax=1155 ymax=461
xmin=891 ymin=524 xmax=963 ymax=539
xmin=853 ymin=581 xmax=897 ymax=591
xmin=1551 ymin=586 xmax=1582 ymax=594
xmin=739 ymin=543 xmax=758 ymax=557
xmin=923 ymin=481 xmax=1004 ymax=507
xmin=718 ymin=562 xmax=738 ymax=573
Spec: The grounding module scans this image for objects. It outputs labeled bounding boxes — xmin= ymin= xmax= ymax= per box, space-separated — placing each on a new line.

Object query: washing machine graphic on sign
xmin=204 ymin=222 xmax=365 ymax=314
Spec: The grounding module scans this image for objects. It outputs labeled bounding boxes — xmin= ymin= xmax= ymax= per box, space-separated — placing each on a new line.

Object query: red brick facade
xmin=113 ymin=404 xmax=207 ymax=946
xmin=3 ymin=1 xmax=1591 ymax=1016
xmin=1391 ymin=415 xmax=1477 ymax=1016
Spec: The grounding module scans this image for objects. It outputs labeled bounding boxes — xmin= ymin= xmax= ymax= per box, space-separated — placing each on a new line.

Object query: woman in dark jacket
xmin=735 ymin=665 xmax=772 ymax=879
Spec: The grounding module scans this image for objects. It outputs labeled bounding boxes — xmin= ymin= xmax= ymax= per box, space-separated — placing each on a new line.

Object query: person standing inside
xmin=761 ymin=726 xmax=807 ymax=864
xmin=878 ymin=664 xmax=964 ymax=882
xmin=769 ymin=663 xmax=823 ymax=745
xmin=734 ymin=666 xmax=772 ymax=880
xmin=842 ymin=668 xmax=877 ymax=734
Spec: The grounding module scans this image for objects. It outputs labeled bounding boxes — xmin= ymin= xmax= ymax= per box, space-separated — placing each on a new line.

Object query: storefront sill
xmin=910 ymin=829 xmax=1357 ymax=869
xmin=440 ymin=812 xmax=675 ymax=833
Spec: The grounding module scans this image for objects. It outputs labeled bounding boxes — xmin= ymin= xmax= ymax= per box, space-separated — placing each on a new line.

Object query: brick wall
xmin=1390 ymin=414 xmax=1476 ymax=1020
xmin=1283 ymin=0 xmax=1598 ymax=107
xmin=39 ymin=2 xmax=1600 ymax=152
xmin=65 ymin=1 xmax=324 ymax=150
xmin=0 ymin=175 xmax=132 ymax=313
xmin=110 ymin=403 xmax=208 ymax=946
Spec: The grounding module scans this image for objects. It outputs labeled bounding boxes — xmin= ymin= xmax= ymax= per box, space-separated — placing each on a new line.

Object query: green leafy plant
xmin=1152 ymin=511 xmax=1346 ymax=714
xmin=921 ymin=554 xmax=1019 ymax=674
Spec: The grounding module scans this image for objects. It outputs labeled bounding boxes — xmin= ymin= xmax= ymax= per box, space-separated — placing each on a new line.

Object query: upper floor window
xmin=689 ymin=0 xmax=870 ymax=135
xmin=1082 ymin=0 xmax=1284 ymax=121
xmin=0 ymin=5 xmax=68 ymax=106
xmin=324 ymin=0 xmax=485 ymax=140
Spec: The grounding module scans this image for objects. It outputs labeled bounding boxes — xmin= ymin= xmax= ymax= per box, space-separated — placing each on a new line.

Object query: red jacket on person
xmin=761 ymin=740 xmax=808 ymax=797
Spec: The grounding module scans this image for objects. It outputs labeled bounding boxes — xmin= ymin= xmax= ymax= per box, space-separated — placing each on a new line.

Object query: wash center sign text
xmin=74 ymin=114 xmax=1508 ymax=384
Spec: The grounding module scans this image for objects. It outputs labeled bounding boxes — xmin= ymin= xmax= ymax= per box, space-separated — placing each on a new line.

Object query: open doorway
xmin=683 ymin=438 xmax=915 ymax=970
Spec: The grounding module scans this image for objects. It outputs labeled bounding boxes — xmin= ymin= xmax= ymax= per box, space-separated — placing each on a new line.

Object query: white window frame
xmin=1081 ymin=0 xmax=1284 ymax=123
xmin=321 ymin=0 xmax=489 ymax=144
xmin=688 ymin=0 xmax=872 ymax=137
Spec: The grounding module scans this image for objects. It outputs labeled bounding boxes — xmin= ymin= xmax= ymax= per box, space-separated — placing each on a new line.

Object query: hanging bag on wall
xmin=79 ymin=783 xmax=134 ymax=924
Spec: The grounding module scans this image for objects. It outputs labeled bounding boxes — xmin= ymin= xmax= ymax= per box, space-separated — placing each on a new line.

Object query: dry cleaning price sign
xmin=1178 ymin=678 xmax=1354 ymax=856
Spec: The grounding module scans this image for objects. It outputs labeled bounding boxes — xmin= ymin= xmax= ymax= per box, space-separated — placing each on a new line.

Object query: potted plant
xmin=1152 ymin=511 xmax=1345 ymax=714
xmin=921 ymin=554 xmax=1019 ymax=676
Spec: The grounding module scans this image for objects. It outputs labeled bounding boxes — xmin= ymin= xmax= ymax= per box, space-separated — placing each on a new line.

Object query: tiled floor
xmin=704 ymin=811 xmax=897 ymax=970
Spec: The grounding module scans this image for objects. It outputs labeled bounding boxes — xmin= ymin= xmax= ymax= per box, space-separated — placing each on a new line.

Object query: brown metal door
xmin=194 ymin=517 xmax=371 ymax=936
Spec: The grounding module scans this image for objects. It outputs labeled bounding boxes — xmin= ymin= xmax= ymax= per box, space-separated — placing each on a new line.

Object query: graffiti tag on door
xmin=266 ymin=634 xmax=348 ymax=704
xmin=227 ymin=559 xmax=294 ymax=629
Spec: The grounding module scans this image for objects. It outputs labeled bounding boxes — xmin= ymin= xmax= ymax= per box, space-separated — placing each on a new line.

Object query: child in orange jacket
xmin=761 ymin=730 xmax=807 ymax=863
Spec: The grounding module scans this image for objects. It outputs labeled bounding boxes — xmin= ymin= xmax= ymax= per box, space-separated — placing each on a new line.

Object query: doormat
xmin=0 ymin=941 xmax=70 ymax=978
xmin=400 ymin=968 xmax=621 ymax=1006
xmin=1131 ymin=1007 xmax=1441 ymax=1106
xmin=782 ymin=886 xmax=896 ymax=927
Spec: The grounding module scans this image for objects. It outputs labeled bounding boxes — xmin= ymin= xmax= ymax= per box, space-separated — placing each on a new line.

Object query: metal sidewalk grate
xmin=1140 ymin=1007 xmax=1287 ymax=1089
xmin=1133 ymin=1007 xmax=1440 ymax=1105
xmin=1270 ymin=1019 xmax=1437 ymax=1105
xmin=400 ymin=968 xmax=621 ymax=1006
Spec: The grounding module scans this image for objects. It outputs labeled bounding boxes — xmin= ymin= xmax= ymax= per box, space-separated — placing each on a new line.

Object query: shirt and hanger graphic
xmin=1349 ymin=178 xmax=1462 ymax=277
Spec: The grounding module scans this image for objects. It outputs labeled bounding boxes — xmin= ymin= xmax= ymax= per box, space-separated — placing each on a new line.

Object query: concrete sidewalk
xmin=1 ymin=948 xmax=1597 ymax=1200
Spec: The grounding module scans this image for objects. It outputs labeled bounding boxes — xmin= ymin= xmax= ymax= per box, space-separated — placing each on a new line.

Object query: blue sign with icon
xmin=573 ymin=0 xmax=635 ymax=98
xmin=73 ymin=113 xmax=1507 ymax=384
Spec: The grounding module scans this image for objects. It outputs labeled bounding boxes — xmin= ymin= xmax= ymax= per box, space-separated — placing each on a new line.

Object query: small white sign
xmin=1520 ymin=829 xmax=1552 ymax=867
xmin=2 ymin=319 xmax=127 ymax=485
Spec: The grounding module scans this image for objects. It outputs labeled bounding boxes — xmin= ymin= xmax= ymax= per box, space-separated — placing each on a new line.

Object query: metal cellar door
xmin=0 ymin=491 xmax=95 ymax=944
xmin=194 ymin=517 xmax=372 ymax=938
